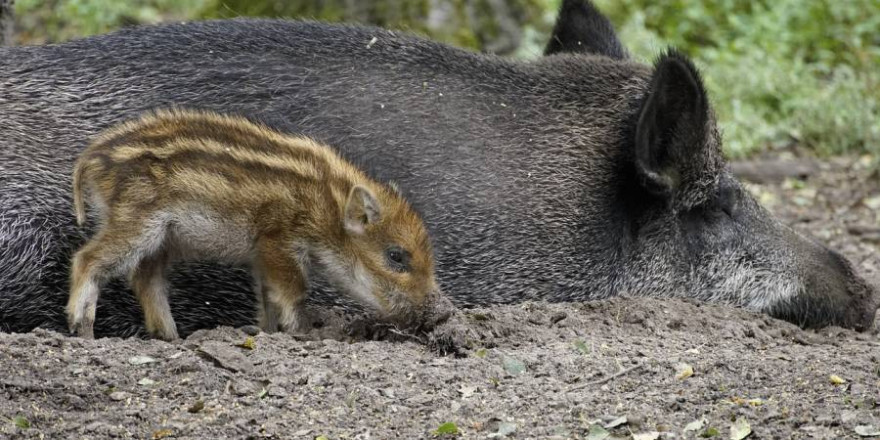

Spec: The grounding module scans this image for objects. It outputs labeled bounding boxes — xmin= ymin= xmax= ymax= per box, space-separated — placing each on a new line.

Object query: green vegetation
xmin=14 ymin=0 xmax=554 ymax=54
xmin=12 ymin=415 xmax=30 ymax=429
xmin=432 ymin=421 xmax=460 ymax=436
xmin=198 ymin=0 xmax=554 ymax=55
xmin=13 ymin=0 xmax=207 ymax=43
xmin=594 ymin=0 xmax=880 ymax=157
xmin=12 ymin=0 xmax=879 ymax=157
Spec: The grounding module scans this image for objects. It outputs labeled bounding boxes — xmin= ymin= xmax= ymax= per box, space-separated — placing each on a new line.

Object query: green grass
xmin=13 ymin=0 xmax=879 ymax=158
xmin=14 ymin=0 xmax=208 ymax=43
xmin=593 ymin=0 xmax=880 ymax=157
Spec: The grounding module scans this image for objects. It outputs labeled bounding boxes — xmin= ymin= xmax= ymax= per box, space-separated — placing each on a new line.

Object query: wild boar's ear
xmin=544 ymin=0 xmax=628 ymax=59
xmin=634 ymin=50 xmax=709 ymax=197
xmin=344 ymin=185 xmax=382 ymax=234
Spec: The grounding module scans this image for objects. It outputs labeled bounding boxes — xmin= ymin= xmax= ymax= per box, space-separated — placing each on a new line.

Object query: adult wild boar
xmin=0 ymin=0 xmax=876 ymax=336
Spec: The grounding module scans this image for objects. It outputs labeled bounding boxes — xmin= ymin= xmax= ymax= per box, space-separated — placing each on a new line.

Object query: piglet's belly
xmin=164 ymin=208 xmax=255 ymax=263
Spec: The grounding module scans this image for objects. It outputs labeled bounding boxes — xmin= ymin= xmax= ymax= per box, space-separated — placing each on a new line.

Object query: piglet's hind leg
xmin=67 ymin=231 xmax=130 ymax=338
xmin=68 ymin=243 xmax=103 ymax=339
xmin=130 ymin=249 xmax=178 ymax=341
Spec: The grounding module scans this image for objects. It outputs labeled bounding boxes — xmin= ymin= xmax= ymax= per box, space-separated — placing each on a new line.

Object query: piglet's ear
xmin=344 ymin=185 xmax=381 ymax=234
xmin=635 ymin=50 xmax=709 ymax=197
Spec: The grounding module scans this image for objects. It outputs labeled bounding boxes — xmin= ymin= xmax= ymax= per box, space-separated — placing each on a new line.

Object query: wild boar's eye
xmin=717 ymin=181 xmax=740 ymax=218
xmin=385 ymin=246 xmax=411 ymax=273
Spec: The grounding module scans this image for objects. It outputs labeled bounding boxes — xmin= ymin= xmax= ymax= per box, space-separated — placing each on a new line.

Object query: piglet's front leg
xmin=255 ymin=239 xmax=310 ymax=334
xmin=252 ymin=275 xmax=279 ymax=333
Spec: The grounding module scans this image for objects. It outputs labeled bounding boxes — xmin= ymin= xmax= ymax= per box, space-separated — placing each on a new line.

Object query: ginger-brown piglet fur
xmin=67 ymin=109 xmax=451 ymax=340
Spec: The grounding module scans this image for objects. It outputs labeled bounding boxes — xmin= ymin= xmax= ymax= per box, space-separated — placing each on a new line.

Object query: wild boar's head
xmin=542 ymin=0 xmax=878 ymax=331
xmin=582 ymin=41 xmax=878 ymax=329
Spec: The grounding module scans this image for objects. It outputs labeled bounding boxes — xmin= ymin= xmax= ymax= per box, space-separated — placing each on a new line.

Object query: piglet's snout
xmin=419 ymin=290 xmax=456 ymax=330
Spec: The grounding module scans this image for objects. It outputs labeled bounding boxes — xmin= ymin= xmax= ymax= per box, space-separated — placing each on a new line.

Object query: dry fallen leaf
xmin=684 ymin=417 xmax=707 ymax=432
xmin=731 ymin=397 xmax=764 ymax=406
xmin=730 ymin=417 xmax=752 ymax=440
xmin=128 ymin=355 xmax=158 ymax=365
xmin=675 ymin=362 xmax=694 ymax=380
xmin=585 ymin=424 xmax=610 ymax=440
xmin=854 ymin=425 xmax=880 ymax=437
xmin=152 ymin=429 xmax=173 ymax=440
xmin=604 ymin=416 xmax=628 ymax=429
xmin=487 ymin=422 xmax=516 ymax=438
xmin=863 ymin=196 xmax=880 ymax=210
xmin=457 ymin=385 xmax=476 ymax=398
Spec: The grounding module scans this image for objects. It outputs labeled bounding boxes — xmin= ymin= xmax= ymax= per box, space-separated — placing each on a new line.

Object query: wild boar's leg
xmin=130 ymin=248 xmax=178 ymax=341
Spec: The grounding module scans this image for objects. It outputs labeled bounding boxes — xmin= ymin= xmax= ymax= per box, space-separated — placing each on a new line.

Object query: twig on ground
xmin=387 ymin=327 xmax=427 ymax=344
xmin=567 ymin=344 xmax=709 ymax=392
xmin=568 ymin=363 xmax=645 ymax=391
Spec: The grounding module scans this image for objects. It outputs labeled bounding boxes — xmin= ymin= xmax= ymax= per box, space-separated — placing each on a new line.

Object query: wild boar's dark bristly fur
xmin=0 ymin=0 xmax=877 ymax=336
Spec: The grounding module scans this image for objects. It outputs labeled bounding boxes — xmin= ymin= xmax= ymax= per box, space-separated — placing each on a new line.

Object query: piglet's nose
xmin=422 ymin=291 xmax=455 ymax=329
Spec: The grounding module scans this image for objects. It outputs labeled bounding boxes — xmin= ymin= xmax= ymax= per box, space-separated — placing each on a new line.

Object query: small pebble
xmin=108 ymin=391 xmax=128 ymax=401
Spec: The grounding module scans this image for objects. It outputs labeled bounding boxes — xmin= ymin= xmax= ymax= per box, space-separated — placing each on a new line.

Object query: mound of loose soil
xmin=1 ymin=156 xmax=878 ymax=439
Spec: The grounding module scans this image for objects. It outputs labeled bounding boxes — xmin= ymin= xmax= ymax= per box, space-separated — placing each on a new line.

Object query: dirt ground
xmin=1 ymin=155 xmax=879 ymax=440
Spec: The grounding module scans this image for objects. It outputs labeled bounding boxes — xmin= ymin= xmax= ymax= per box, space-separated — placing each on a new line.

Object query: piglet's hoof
xmin=69 ymin=321 xmax=95 ymax=340
xmin=238 ymin=325 xmax=262 ymax=336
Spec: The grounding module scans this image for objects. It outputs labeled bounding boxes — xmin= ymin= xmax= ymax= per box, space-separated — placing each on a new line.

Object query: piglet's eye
xmin=385 ymin=246 xmax=411 ymax=273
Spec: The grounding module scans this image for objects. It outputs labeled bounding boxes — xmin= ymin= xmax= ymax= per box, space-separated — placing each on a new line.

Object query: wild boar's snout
xmin=811 ymin=248 xmax=879 ymax=331
xmin=771 ymin=233 xmax=879 ymax=332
